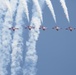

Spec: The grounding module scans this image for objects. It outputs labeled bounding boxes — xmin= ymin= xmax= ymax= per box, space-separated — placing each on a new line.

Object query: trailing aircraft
xmin=39 ymin=26 xmax=47 ymax=30
xmin=9 ymin=27 xmax=19 ymax=31
xmin=25 ymin=26 xmax=35 ymax=30
xmin=52 ymin=26 xmax=62 ymax=31
xmin=66 ymin=26 xmax=76 ymax=31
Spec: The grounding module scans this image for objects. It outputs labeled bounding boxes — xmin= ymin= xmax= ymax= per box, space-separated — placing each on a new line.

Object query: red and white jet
xmin=66 ymin=26 xmax=76 ymax=31
xmin=52 ymin=26 xmax=62 ymax=31
xmin=39 ymin=26 xmax=47 ymax=31
xmin=9 ymin=27 xmax=19 ymax=31
xmin=25 ymin=26 xmax=35 ymax=30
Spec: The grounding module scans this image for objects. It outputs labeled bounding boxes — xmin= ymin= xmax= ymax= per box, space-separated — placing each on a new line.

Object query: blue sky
xmin=36 ymin=0 xmax=76 ymax=75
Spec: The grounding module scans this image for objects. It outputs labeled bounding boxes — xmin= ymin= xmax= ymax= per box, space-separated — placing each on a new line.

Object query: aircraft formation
xmin=8 ymin=26 xmax=76 ymax=31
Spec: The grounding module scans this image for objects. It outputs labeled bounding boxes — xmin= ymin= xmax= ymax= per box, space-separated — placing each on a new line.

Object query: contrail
xmin=21 ymin=0 xmax=29 ymax=22
xmin=4 ymin=0 xmax=12 ymax=13
xmin=0 ymin=0 xmax=12 ymax=13
xmin=60 ymin=0 xmax=70 ymax=22
xmin=11 ymin=0 xmax=24 ymax=75
xmin=1 ymin=0 xmax=12 ymax=75
xmin=0 ymin=5 xmax=7 ymax=75
xmin=23 ymin=0 xmax=45 ymax=75
xmin=0 ymin=0 xmax=19 ymax=75
xmin=45 ymin=0 xmax=56 ymax=23
xmin=23 ymin=16 xmax=39 ymax=75
xmin=32 ymin=0 xmax=43 ymax=22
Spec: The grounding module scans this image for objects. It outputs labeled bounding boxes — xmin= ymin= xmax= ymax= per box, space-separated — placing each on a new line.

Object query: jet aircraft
xmin=66 ymin=26 xmax=76 ymax=31
xmin=52 ymin=26 xmax=62 ymax=31
xmin=9 ymin=27 xmax=19 ymax=31
xmin=39 ymin=26 xmax=47 ymax=30
xmin=25 ymin=26 xmax=35 ymax=30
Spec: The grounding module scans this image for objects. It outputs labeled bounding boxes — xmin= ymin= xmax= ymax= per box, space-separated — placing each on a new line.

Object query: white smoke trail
xmin=4 ymin=0 xmax=12 ymax=13
xmin=32 ymin=0 xmax=43 ymax=22
xmin=21 ymin=0 xmax=29 ymax=21
xmin=0 ymin=0 xmax=19 ymax=75
xmin=23 ymin=0 xmax=45 ymax=75
xmin=45 ymin=0 xmax=56 ymax=23
xmin=23 ymin=16 xmax=40 ymax=75
xmin=1 ymin=1 xmax=12 ymax=75
xmin=0 ymin=13 xmax=2 ymax=52
xmin=0 ymin=0 xmax=12 ymax=13
xmin=60 ymin=0 xmax=70 ymax=22
xmin=0 ymin=6 xmax=6 ymax=75
xmin=11 ymin=0 xmax=24 ymax=75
